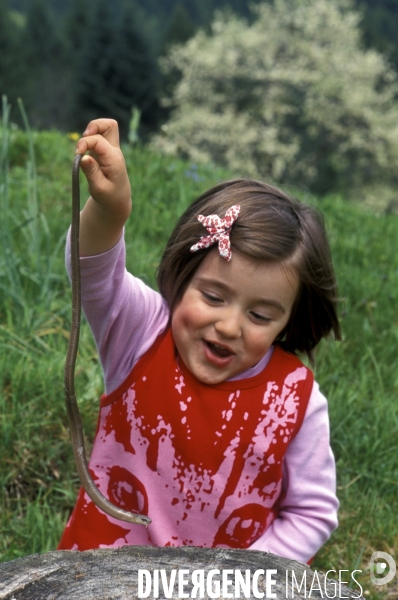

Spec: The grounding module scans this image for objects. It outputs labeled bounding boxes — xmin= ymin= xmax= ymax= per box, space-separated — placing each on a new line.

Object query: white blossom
xmin=153 ymin=0 xmax=398 ymax=194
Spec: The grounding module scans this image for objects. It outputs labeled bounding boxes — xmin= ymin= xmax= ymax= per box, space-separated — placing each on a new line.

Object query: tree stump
xmin=0 ymin=546 xmax=362 ymax=600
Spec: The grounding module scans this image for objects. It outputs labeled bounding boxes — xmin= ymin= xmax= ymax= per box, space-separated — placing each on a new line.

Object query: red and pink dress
xmin=59 ymin=235 xmax=338 ymax=562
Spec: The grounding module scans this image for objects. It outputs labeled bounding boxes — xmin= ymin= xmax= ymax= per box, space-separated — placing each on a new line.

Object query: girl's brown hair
xmin=157 ymin=179 xmax=341 ymax=361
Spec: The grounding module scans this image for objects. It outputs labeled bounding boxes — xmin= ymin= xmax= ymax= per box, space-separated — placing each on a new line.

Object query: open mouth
xmin=205 ymin=340 xmax=234 ymax=358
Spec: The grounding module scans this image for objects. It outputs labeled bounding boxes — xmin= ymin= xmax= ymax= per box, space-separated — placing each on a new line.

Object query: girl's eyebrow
xmin=195 ymin=276 xmax=286 ymax=314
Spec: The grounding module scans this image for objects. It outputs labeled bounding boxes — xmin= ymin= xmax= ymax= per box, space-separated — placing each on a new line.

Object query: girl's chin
xmin=183 ymin=342 xmax=237 ymax=385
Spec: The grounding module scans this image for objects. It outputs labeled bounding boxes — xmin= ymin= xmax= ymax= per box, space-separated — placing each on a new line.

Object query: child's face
xmin=171 ymin=249 xmax=299 ymax=385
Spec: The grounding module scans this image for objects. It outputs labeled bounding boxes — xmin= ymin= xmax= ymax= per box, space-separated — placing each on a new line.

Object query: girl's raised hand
xmin=76 ymin=118 xmax=131 ymax=214
xmin=76 ymin=119 xmax=132 ymax=256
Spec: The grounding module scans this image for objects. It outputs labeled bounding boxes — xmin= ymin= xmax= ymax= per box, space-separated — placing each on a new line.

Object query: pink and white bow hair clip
xmin=190 ymin=204 xmax=241 ymax=262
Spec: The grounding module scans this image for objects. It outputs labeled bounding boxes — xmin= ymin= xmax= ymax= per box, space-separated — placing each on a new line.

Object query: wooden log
xmin=0 ymin=546 xmax=362 ymax=600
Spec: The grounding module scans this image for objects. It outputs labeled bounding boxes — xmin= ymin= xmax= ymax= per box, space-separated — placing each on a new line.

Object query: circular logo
xmin=370 ymin=552 xmax=396 ymax=585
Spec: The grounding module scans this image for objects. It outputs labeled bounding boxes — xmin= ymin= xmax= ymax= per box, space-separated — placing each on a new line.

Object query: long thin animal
xmin=64 ymin=153 xmax=151 ymax=526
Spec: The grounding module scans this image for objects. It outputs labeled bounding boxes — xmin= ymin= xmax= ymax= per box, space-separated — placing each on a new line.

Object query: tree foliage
xmin=23 ymin=0 xmax=70 ymax=129
xmin=74 ymin=0 xmax=160 ymax=140
xmin=0 ymin=0 xmax=28 ymax=111
xmin=353 ymin=0 xmax=398 ymax=74
xmin=3 ymin=0 xmax=398 ymax=150
xmin=162 ymin=3 xmax=197 ymax=54
xmin=155 ymin=0 xmax=398 ymax=194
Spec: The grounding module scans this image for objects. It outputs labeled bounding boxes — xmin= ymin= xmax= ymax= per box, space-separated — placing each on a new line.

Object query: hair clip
xmin=190 ymin=204 xmax=240 ymax=261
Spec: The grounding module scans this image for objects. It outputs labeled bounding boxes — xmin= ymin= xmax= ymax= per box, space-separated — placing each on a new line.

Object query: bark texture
xmin=0 ymin=546 xmax=362 ymax=600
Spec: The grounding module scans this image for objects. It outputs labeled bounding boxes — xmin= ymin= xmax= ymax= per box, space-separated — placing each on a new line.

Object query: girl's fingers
xmin=79 ymin=154 xmax=98 ymax=175
xmin=82 ymin=119 xmax=120 ymax=147
xmin=79 ymin=155 xmax=108 ymax=193
xmin=75 ymin=133 xmax=120 ymax=165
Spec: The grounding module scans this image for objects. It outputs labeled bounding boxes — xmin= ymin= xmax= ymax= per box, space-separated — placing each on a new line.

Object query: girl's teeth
xmin=208 ymin=342 xmax=231 ymax=357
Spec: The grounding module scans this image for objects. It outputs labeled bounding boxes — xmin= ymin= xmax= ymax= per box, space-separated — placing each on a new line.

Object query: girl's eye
xmin=202 ymin=291 xmax=222 ymax=303
xmin=250 ymin=312 xmax=272 ymax=323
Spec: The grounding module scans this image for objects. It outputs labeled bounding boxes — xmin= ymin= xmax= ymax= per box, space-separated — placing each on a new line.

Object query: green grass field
xmin=0 ymin=108 xmax=397 ymax=598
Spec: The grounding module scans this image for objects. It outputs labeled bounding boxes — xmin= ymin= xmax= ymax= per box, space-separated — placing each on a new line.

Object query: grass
xmin=0 ymin=101 xmax=397 ymax=598
xmin=309 ymin=196 xmax=398 ymax=598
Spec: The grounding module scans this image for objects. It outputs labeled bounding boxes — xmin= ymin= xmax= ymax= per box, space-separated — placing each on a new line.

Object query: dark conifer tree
xmin=63 ymin=0 xmax=91 ymax=57
xmin=0 ymin=0 xmax=28 ymax=113
xmin=0 ymin=1 xmax=15 ymax=92
xmin=73 ymin=0 xmax=116 ymax=130
xmin=353 ymin=0 xmax=398 ymax=72
xmin=62 ymin=0 xmax=91 ymax=130
xmin=114 ymin=3 xmax=161 ymax=138
xmin=162 ymin=2 xmax=196 ymax=52
xmin=24 ymin=0 xmax=70 ymax=129
xmin=159 ymin=2 xmax=197 ymax=120
xmin=75 ymin=0 xmax=160 ymax=140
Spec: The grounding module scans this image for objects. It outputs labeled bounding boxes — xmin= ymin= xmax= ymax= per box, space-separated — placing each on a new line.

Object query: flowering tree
xmin=154 ymin=0 xmax=398 ymax=194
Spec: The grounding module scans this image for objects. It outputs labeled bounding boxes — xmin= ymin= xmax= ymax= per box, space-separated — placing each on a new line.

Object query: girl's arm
xmin=68 ymin=119 xmax=169 ymax=390
xmin=65 ymin=232 xmax=169 ymax=394
xmin=76 ymin=119 xmax=132 ymax=256
xmin=248 ymin=382 xmax=339 ymax=562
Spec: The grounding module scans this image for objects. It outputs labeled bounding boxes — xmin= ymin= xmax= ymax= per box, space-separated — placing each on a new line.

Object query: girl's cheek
xmin=173 ymin=299 xmax=203 ymax=330
xmin=188 ymin=303 xmax=210 ymax=326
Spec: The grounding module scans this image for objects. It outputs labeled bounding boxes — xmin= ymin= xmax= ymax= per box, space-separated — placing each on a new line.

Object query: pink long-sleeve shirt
xmin=65 ymin=233 xmax=338 ymax=562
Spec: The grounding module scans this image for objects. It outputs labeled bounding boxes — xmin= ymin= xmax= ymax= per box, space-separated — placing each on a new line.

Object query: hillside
xmin=0 ymin=124 xmax=397 ymax=599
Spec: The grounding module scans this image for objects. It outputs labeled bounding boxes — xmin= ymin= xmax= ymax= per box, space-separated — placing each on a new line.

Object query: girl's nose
xmin=214 ymin=307 xmax=243 ymax=339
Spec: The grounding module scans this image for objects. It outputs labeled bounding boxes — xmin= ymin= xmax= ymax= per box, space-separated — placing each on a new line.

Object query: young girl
xmin=58 ymin=119 xmax=340 ymax=562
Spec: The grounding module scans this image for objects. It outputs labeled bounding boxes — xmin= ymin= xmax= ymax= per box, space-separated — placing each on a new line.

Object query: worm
xmin=63 ymin=153 xmax=151 ymax=527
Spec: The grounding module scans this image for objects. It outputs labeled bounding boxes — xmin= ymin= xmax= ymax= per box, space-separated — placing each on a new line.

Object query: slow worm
xmin=64 ymin=153 xmax=151 ymax=526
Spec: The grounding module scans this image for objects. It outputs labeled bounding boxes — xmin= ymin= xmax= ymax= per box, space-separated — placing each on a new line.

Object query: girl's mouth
xmin=204 ymin=340 xmax=234 ymax=359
